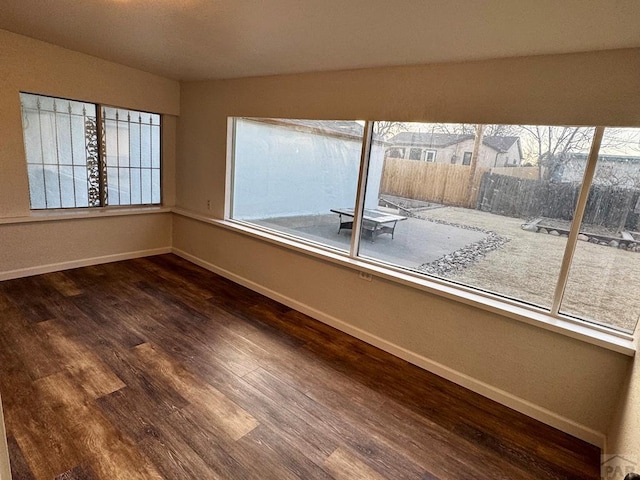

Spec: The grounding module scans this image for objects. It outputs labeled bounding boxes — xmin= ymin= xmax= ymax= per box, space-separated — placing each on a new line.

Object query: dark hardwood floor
xmin=0 ymin=254 xmax=600 ymax=479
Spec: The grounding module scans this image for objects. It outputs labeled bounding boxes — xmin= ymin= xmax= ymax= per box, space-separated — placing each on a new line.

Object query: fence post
xmin=466 ymin=124 xmax=485 ymax=208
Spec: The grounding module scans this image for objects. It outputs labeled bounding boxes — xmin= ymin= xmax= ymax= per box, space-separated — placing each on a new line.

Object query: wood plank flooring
xmin=0 ymin=254 xmax=600 ymax=479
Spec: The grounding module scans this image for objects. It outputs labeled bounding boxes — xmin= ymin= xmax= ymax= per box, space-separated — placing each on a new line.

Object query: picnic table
xmin=330 ymin=208 xmax=407 ymax=242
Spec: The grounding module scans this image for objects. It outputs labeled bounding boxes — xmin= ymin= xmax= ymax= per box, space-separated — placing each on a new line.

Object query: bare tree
xmin=373 ymin=121 xmax=409 ymax=140
xmin=517 ymin=126 xmax=640 ymax=182
xmin=516 ymin=126 xmax=593 ymax=180
xmin=592 ymin=129 xmax=640 ymax=188
xmin=432 ymin=123 xmax=520 ymax=138
xmin=430 ymin=123 xmax=474 ymax=136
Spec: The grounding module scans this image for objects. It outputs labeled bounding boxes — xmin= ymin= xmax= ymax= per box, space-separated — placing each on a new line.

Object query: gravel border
xmin=412 ymin=215 xmax=509 ymax=277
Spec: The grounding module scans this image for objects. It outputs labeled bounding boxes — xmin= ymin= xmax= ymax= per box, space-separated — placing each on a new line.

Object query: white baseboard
xmin=173 ymin=247 xmax=606 ymax=448
xmin=0 ymin=247 xmax=172 ymax=281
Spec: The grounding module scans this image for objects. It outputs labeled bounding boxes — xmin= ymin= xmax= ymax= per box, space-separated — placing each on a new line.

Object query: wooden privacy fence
xmin=380 ymin=157 xmax=489 ymax=207
xmin=476 ymin=173 xmax=640 ymax=231
xmin=489 ymin=166 xmax=539 ymax=180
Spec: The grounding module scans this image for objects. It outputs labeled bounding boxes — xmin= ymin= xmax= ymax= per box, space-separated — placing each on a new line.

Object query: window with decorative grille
xmin=19 ymin=93 xmax=161 ymax=209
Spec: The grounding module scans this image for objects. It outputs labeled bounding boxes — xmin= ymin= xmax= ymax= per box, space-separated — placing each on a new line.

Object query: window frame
xmin=19 ymin=91 xmax=163 ymax=211
xmin=424 ymin=149 xmax=436 ymax=162
xmin=224 ymin=117 xmax=636 ymax=351
xmin=408 ymin=147 xmax=422 ymax=160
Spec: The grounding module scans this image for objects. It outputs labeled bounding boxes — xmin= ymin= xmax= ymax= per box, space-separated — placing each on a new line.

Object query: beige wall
xmin=0 ymin=29 xmax=179 ymax=278
xmin=607 ymin=335 xmax=640 ymax=460
xmin=175 ymin=48 xmax=640 ymax=442
xmin=0 ymin=213 xmax=172 ymax=278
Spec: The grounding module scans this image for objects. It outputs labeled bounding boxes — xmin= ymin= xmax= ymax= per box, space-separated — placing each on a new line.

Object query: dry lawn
xmin=418 ymin=207 xmax=640 ymax=333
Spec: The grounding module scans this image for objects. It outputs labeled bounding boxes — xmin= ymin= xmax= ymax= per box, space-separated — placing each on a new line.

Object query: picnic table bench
xmin=330 ymin=208 xmax=407 ymax=242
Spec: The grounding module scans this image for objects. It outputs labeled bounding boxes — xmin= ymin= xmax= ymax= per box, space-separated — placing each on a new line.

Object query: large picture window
xmin=560 ymin=127 xmax=640 ymax=331
xmin=20 ymin=93 xmax=161 ymax=209
xmin=231 ymin=118 xmax=368 ymax=252
xmin=229 ymin=117 xmax=640 ymax=335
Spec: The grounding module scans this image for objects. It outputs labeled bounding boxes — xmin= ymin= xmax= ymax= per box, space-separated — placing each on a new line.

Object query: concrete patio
xmin=251 ymin=212 xmax=487 ymax=269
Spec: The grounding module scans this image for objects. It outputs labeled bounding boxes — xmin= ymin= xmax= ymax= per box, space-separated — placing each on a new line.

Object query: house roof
xmin=388 ymin=132 xmax=520 ymax=153
xmin=243 ymin=118 xmax=372 ymax=142
xmin=571 ymin=152 xmax=640 ymax=164
xmin=246 ymin=118 xmax=388 ymax=143
xmin=483 ymin=136 xmax=522 ymax=153
xmin=276 ymin=119 xmax=365 ymax=137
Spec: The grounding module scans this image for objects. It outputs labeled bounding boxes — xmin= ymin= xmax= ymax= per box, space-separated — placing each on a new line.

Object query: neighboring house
xmin=553 ymin=153 xmax=640 ymax=188
xmin=386 ymin=132 xmax=523 ymax=168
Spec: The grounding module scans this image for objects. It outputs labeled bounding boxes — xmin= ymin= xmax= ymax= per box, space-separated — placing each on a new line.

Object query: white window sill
xmin=0 ymin=206 xmax=171 ymax=225
xmin=172 ymin=207 xmax=636 ymax=357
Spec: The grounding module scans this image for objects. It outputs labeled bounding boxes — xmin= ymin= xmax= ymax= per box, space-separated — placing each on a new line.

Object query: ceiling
xmin=1 ymin=0 xmax=640 ymax=81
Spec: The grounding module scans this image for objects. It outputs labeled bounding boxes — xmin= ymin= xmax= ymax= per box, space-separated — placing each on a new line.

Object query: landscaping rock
xmin=539 ymin=228 xmax=548 ymax=234
xmin=521 ymin=223 xmax=538 ymax=232
xmin=549 ymin=230 xmax=560 ymax=236
xmin=417 ymin=229 xmax=509 ymax=277
xmin=578 ymin=234 xmax=589 ymax=242
xmin=609 ymin=240 xmax=619 ymax=248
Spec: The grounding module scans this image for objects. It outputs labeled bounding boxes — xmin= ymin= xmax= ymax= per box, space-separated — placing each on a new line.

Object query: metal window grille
xmin=19 ymin=92 xmax=161 ymax=209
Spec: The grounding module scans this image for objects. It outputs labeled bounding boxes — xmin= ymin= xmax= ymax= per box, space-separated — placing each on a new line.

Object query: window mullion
xmin=349 ymin=121 xmax=374 ymax=259
xmin=36 ymin=97 xmax=49 ymax=208
xmin=550 ymin=126 xmax=605 ymax=315
xmin=96 ymin=105 xmax=108 ymax=206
